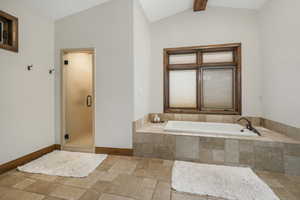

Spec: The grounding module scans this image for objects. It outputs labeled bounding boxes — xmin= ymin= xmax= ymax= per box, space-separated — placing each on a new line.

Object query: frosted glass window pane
xmin=169 ymin=54 xmax=196 ymax=64
xmin=203 ymin=68 xmax=233 ymax=109
xmin=169 ymin=70 xmax=197 ymax=108
xmin=203 ymin=51 xmax=233 ymax=63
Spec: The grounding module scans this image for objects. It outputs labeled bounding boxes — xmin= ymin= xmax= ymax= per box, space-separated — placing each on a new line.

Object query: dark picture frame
xmin=0 ymin=10 xmax=18 ymax=52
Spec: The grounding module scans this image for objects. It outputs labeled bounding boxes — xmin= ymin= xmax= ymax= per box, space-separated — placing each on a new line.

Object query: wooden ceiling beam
xmin=194 ymin=0 xmax=208 ymax=12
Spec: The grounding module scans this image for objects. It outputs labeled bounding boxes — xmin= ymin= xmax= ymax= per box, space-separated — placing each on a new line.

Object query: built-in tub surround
xmin=262 ymin=118 xmax=300 ymax=141
xmin=133 ymin=114 xmax=300 ymax=176
xmin=149 ymin=113 xmax=262 ymax=126
xmin=135 ymin=113 xmax=300 ymax=140
xmin=164 ymin=121 xmax=257 ymax=137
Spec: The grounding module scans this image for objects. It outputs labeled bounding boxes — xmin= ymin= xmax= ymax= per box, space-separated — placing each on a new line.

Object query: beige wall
xmin=133 ymin=0 xmax=151 ymax=120
xmin=150 ymin=7 xmax=262 ymax=117
xmin=55 ymin=0 xmax=134 ymax=148
xmin=259 ymin=0 xmax=300 ymax=128
xmin=0 ymin=1 xmax=55 ymax=164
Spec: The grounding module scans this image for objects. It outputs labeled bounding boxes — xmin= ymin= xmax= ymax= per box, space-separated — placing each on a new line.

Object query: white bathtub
xmin=164 ymin=121 xmax=257 ymax=137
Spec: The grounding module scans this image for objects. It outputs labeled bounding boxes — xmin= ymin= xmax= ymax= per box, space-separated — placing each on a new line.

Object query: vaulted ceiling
xmin=23 ymin=0 xmax=111 ymax=20
xmin=139 ymin=0 xmax=269 ymax=22
xmin=22 ymin=0 xmax=269 ymax=22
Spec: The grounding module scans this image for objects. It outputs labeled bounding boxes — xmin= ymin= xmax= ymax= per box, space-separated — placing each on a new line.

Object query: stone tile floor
xmin=0 ymin=155 xmax=299 ymax=200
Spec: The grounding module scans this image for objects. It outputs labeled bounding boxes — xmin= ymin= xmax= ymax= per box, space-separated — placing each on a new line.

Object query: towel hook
xmin=49 ymin=68 xmax=55 ymax=74
xmin=27 ymin=65 xmax=33 ymax=71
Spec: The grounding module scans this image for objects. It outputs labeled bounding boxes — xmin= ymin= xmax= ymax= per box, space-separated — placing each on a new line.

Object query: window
xmin=164 ymin=43 xmax=241 ymax=115
xmin=0 ymin=10 xmax=18 ymax=52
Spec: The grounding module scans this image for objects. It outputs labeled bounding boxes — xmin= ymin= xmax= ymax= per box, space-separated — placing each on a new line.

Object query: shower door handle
xmin=86 ymin=95 xmax=92 ymax=107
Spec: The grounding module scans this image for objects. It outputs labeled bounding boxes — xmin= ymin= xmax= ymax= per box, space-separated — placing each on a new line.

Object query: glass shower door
xmin=63 ymin=52 xmax=93 ymax=148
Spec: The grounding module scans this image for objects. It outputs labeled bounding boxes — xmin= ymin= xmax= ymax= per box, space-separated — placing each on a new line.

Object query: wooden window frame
xmin=164 ymin=43 xmax=242 ymax=115
xmin=0 ymin=10 xmax=19 ymax=53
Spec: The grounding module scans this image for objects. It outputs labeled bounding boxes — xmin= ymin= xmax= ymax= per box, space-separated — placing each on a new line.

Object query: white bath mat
xmin=172 ymin=161 xmax=280 ymax=200
xmin=18 ymin=150 xmax=107 ymax=178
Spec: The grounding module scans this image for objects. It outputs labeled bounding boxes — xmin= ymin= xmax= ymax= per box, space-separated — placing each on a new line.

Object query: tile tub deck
xmin=134 ymin=123 xmax=300 ymax=176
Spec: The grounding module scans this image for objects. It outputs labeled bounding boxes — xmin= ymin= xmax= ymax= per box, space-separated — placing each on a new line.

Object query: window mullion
xmin=197 ymin=51 xmax=202 ymax=111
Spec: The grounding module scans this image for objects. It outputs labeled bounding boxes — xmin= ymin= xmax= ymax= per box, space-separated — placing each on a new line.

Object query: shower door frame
xmin=60 ymin=48 xmax=96 ymax=152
